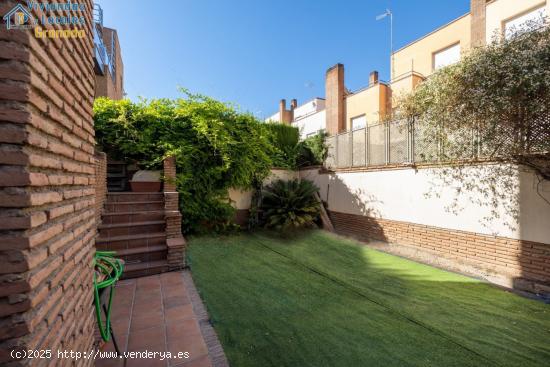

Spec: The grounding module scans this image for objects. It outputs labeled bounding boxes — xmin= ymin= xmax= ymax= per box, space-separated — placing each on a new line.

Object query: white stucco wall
xmin=265 ymin=112 xmax=280 ymax=123
xmin=300 ymin=165 xmax=550 ymax=244
xmin=292 ymin=110 xmax=326 ymax=140
xmin=293 ymin=98 xmax=326 ymax=120
xmin=485 ymin=0 xmax=547 ymax=43
xmin=229 ymin=169 xmax=300 ymax=210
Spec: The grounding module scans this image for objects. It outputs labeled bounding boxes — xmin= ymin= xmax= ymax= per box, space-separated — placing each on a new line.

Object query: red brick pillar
xmin=94 ymin=151 xmax=107 ymax=225
xmin=163 ymin=157 xmax=186 ymax=269
xmin=325 ymin=63 xmax=346 ymax=135
xmin=0 ymin=0 xmax=96 ymax=365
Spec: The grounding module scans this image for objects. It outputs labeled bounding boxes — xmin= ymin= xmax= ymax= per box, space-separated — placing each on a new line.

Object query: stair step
xmin=101 ymin=211 xmax=165 ymax=225
xmin=104 ymin=201 xmax=164 ymax=213
xmin=121 ymin=260 xmax=169 ymax=279
xmin=116 ymin=244 xmax=167 ymax=257
xmin=97 ymin=231 xmax=166 ymax=243
xmin=96 ymin=232 xmax=167 ymax=251
xmin=115 ymin=244 xmax=168 ymax=264
xmin=107 ymin=192 xmax=164 ymax=203
xmin=98 ymin=220 xmax=165 ymax=238
xmin=99 ymin=220 xmax=165 ymax=229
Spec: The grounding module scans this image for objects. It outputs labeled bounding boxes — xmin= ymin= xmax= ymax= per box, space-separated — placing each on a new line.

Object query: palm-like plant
xmin=261 ymin=179 xmax=320 ymax=230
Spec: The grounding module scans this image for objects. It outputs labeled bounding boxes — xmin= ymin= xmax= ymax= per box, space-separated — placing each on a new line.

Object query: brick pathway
xmin=95 ymin=271 xmax=228 ymax=367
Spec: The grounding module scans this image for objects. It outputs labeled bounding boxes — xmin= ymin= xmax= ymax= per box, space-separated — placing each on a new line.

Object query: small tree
xmin=398 ymin=20 xmax=550 ymax=229
xmin=400 ymin=20 xmax=550 ymax=176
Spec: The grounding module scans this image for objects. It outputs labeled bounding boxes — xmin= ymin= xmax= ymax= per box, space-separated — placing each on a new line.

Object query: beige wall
xmin=390 ymin=72 xmax=424 ymax=102
xmin=392 ymin=14 xmax=471 ymax=83
xmin=345 ymin=83 xmax=390 ymax=128
xmin=485 ymin=0 xmax=547 ymax=43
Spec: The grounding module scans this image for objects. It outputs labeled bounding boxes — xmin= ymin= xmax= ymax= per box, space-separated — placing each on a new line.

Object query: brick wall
xmin=329 ymin=211 xmax=550 ymax=295
xmin=94 ymin=151 xmax=107 ymax=224
xmin=163 ymin=157 xmax=186 ymax=270
xmin=94 ymin=27 xmax=123 ymax=100
xmin=0 ymin=0 xmax=97 ymax=365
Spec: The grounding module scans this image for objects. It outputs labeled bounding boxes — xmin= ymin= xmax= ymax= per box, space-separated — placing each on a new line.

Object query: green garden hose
xmin=93 ymin=251 xmax=124 ymax=342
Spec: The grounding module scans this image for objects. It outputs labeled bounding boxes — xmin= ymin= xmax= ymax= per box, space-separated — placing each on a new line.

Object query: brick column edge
xmin=94 ymin=151 xmax=107 ymax=227
xmin=163 ymin=157 xmax=186 ymax=270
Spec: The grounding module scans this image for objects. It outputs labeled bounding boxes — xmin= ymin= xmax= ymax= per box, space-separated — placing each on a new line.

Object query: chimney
xmin=471 ymin=0 xmax=488 ymax=47
xmin=369 ymin=71 xmax=379 ymax=86
xmin=325 ymin=63 xmax=346 ymax=135
xmin=290 ymin=99 xmax=298 ymax=110
xmin=279 ymin=99 xmax=286 ymax=118
xmin=278 ymin=99 xmax=292 ymax=125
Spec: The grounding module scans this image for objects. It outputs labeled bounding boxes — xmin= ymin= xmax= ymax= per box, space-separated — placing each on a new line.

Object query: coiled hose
xmin=93 ymin=251 xmax=124 ymax=342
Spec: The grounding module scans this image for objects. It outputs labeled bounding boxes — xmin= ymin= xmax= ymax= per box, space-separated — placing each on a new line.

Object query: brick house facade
xmin=0 ymin=0 xmax=97 ymax=365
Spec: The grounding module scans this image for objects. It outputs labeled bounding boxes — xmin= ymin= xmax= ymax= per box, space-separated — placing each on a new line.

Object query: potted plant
xmin=129 ymin=170 xmax=162 ymax=192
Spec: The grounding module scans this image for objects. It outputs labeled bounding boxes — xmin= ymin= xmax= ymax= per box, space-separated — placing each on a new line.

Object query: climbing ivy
xmin=94 ymin=91 xmax=275 ymax=233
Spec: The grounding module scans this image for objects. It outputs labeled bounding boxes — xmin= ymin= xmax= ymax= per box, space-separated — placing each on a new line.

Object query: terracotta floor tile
xmin=162 ymin=275 xmax=183 ymax=284
xmin=133 ymin=300 xmax=161 ymax=310
xmin=134 ymin=291 xmax=162 ymax=298
xmin=162 ymin=287 xmax=188 ymax=299
xmin=180 ymin=355 xmax=213 ymax=367
xmin=165 ymin=304 xmax=195 ymax=322
xmin=101 ymin=335 xmax=128 ymax=353
xmin=132 ymin=302 xmax=163 ymax=317
xmin=167 ymin=337 xmax=208 ymax=364
xmin=102 ymin=272 xmax=219 ymax=367
xmin=133 ymin=291 xmax=162 ymax=300
xmin=130 ymin=314 xmax=165 ymax=331
xmin=95 ymin=358 xmax=125 ymax=367
xmin=164 ymin=295 xmax=190 ymax=309
xmin=126 ymin=356 xmax=168 ymax=367
xmin=136 ymin=276 xmax=161 ymax=287
xmin=111 ymin=318 xmax=130 ymax=337
xmin=166 ymin=319 xmax=202 ymax=343
xmin=118 ymin=279 xmax=137 ymax=286
xmin=128 ymin=325 xmax=166 ymax=350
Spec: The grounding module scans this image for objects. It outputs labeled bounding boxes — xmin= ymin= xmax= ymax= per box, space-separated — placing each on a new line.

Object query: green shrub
xmin=265 ymin=123 xmax=300 ymax=169
xmin=260 ymin=179 xmax=320 ymax=230
xmin=94 ymin=92 xmax=275 ymax=233
xmin=296 ymin=131 xmax=328 ymax=167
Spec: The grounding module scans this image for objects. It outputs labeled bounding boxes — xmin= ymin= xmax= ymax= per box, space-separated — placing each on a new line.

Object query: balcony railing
xmin=93 ymin=4 xmax=115 ymax=81
xmin=93 ymin=23 xmax=107 ymax=74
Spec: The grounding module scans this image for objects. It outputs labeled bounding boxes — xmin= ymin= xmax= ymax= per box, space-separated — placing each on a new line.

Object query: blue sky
xmin=97 ymin=0 xmax=470 ymax=118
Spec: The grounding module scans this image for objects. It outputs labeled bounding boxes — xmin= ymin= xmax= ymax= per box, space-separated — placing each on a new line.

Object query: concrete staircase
xmin=97 ymin=192 xmax=171 ymax=278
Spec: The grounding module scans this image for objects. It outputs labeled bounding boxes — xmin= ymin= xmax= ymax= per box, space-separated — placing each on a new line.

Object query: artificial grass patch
xmin=188 ymin=230 xmax=550 ymax=367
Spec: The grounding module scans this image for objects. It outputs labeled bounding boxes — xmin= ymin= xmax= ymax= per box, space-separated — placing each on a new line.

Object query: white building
xmin=265 ymin=98 xmax=326 ymax=140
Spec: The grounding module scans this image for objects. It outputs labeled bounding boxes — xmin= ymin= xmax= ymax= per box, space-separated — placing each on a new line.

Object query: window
xmin=433 ymin=43 xmax=460 ymax=71
xmin=504 ymin=6 xmax=547 ymax=40
xmin=351 ymin=115 xmax=366 ymax=130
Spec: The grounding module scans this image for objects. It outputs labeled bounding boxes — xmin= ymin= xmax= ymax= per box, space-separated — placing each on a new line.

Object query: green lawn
xmin=188 ymin=230 xmax=550 ymax=367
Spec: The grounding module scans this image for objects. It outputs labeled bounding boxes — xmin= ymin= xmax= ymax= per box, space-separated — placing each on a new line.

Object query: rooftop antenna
xmin=376 ymin=6 xmax=394 ymax=81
